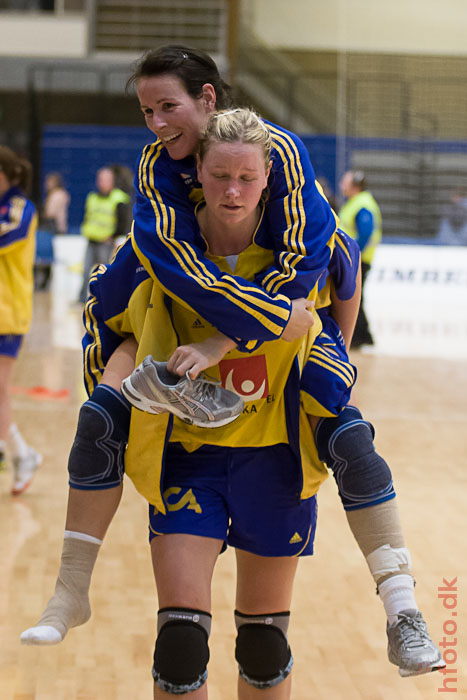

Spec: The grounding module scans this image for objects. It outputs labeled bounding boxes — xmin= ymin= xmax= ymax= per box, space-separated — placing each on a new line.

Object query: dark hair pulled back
xmin=0 ymin=146 xmax=32 ymax=195
xmin=127 ymin=44 xmax=233 ymax=110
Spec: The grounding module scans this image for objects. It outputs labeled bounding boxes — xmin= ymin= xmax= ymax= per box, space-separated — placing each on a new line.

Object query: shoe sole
xmin=121 ymin=377 xmax=242 ymax=428
xmin=397 ymin=660 xmax=446 ymax=677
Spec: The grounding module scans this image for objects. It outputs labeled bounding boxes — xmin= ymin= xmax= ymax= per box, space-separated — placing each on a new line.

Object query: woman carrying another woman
xmin=21 ymin=46 xmax=443 ymax=680
xmin=126 ymin=108 xmax=324 ymax=698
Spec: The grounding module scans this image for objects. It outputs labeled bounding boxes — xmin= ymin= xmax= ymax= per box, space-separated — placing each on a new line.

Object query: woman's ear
xmin=201 ymin=83 xmax=217 ymax=112
xmin=266 ymin=160 xmax=272 ymax=179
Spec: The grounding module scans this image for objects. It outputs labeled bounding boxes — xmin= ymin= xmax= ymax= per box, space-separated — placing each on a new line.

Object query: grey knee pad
xmin=152 ymin=608 xmax=212 ymax=695
xmin=235 ymin=610 xmax=293 ymax=689
xmin=314 ymin=405 xmax=395 ymax=510
xmin=68 ymin=385 xmax=130 ymax=490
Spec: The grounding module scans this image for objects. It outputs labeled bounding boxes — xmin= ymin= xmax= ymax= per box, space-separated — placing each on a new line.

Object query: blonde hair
xmin=198 ymin=108 xmax=272 ymax=170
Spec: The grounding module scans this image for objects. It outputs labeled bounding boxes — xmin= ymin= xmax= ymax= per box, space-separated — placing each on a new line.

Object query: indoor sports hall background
xmin=1 ymin=1 xmax=466 ymax=698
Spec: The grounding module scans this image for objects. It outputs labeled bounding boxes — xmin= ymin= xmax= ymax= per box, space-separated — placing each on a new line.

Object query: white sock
xmin=64 ymin=530 xmax=103 ymax=545
xmin=20 ymin=536 xmax=101 ymax=645
xmin=8 ymin=423 xmax=30 ymax=459
xmin=378 ymin=574 xmax=418 ymax=624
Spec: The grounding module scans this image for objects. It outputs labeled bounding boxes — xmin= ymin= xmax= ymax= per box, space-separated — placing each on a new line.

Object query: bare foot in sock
xmin=20 ymin=583 xmax=91 ymax=645
xmin=20 ymin=537 xmax=100 ymax=645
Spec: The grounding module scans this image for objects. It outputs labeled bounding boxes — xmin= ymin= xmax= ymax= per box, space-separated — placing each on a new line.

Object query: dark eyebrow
xmin=139 ymin=97 xmax=178 ymax=108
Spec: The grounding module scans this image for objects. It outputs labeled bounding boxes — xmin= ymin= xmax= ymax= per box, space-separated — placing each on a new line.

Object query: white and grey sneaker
xmin=121 ymin=356 xmax=244 ymax=428
xmin=11 ymin=448 xmax=42 ymax=495
xmin=387 ymin=609 xmax=446 ymax=677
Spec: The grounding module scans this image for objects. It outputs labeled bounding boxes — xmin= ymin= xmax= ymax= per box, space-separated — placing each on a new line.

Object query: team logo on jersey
xmin=179 ymin=172 xmax=194 ymax=186
xmin=163 ymin=486 xmax=202 ymax=514
xmin=219 ymin=355 xmax=269 ymax=400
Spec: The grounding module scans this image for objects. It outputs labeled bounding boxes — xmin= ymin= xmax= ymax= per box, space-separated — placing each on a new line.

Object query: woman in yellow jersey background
xmin=0 ymin=146 xmax=42 ymax=495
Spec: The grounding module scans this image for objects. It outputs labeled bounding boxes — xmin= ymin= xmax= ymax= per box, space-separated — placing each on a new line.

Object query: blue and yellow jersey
xmin=165 ymin=206 xmax=323 ymax=453
xmin=83 ymin=218 xmax=328 ymax=511
xmin=126 ymin=231 xmax=326 ymax=512
xmin=83 ymin=204 xmax=293 ymax=394
xmin=300 ymin=230 xmax=360 ymax=419
xmin=82 ymin=235 xmax=151 ymax=396
xmin=132 ymin=119 xmax=336 ymax=345
xmin=0 ymin=186 xmax=37 ymax=335
xmin=316 ymin=229 xmax=361 ymax=313
xmin=83 ymin=220 xmax=359 ymax=399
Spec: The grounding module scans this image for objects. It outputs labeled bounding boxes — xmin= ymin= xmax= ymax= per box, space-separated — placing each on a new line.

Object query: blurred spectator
xmin=34 ymin=172 xmax=70 ymax=291
xmin=110 ymin=164 xmax=134 ymax=197
xmin=42 ymin=172 xmax=70 ymax=236
xmin=78 ymin=166 xmax=131 ymax=304
xmin=110 ymin=163 xmax=134 ymax=242
xmin=339 ymin=170 xmax=382 ymax=348
xmin=436 ymin=189 xmax=467 ymax=245
xmin=0 ymin=145 xmax=42 ymax=494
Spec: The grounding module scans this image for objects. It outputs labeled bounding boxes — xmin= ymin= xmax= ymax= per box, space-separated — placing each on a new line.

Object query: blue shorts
xmin=149 ymin=442 xmax=317 ymax=558
xmin=0 ymin=334 xmax=23 ymax=358
xmin=301 ymin=313 xmax=357 ymax=417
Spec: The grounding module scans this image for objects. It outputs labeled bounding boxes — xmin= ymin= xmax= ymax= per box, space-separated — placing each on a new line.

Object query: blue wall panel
xmin=41 ymin=125 xmax=151 ymax=231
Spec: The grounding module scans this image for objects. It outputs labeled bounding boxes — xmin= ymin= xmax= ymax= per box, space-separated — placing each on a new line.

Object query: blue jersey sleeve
xmin=132 ymin=142 xmax=292 ymax=351
xmin=355 ymin=207 xmax=374 ymax=251
xmin=254 ymin=123 xmax=337 ymax=298
xmin=0 ymin=190 xmax=36 ymax=251
xmin=82 ymin=237 xmax=149 ymax=396
xmin=326 ymin=230 xmax=361 ymax=301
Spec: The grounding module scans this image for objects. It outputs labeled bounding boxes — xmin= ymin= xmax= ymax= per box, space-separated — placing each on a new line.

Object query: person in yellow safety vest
xmin=78 ymin=167 xmax=131 ymax=303
xmin=339 ymin=170 xmax=382 ymax=348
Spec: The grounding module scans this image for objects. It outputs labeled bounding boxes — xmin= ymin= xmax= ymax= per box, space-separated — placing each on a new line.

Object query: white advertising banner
xmin=365 ymin=245 xmax=467 ymax=360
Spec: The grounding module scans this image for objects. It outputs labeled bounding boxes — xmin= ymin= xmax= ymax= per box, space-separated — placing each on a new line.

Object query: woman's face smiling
xmin=197 ymin=141 xmax=270 ymax=228
xmin=137 ymin=74 xmax=216 ymax=160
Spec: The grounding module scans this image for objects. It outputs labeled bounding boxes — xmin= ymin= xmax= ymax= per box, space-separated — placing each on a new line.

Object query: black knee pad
xmin=68 ymin=384 xmax=130 ymax=489
xmin=314 ymin=405 xmax=395 ymax=510
xmin=153 ymin=608 xmax=211 ymax=694
xmin=235 ymin=611 xmax=293 ymax=689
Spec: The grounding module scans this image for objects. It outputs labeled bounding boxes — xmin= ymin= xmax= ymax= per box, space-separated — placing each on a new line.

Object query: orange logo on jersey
xmin=219 ymin=355 xmax=269 ymax=400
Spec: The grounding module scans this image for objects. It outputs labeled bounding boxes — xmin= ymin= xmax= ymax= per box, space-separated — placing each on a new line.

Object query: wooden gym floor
xmin=1 ymin=280 xmax=466 ymax=700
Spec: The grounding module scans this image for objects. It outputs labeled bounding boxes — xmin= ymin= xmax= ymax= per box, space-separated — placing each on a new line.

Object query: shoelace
xmin=397 ymin=614 xmax=429 ymax=648
xmin=178 ymin=371 xmax=220 ymax=403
